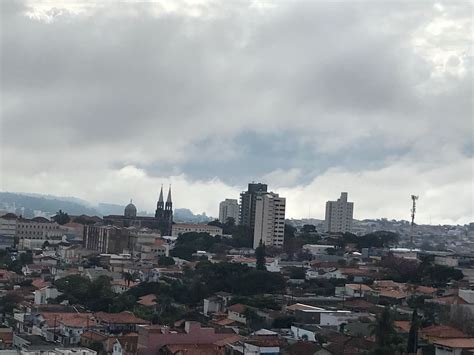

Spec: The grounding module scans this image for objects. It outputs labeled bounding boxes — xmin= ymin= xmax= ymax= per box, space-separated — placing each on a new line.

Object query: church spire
xmin=166 ymin=185 xmax=172 ymax=203
xmin=158 ymin=185 xmax=164 ymax=203
xmin=157 ymin=184 xmax=164 ymax=210
xmin=165 ymin=185 xmax=172 ymax=210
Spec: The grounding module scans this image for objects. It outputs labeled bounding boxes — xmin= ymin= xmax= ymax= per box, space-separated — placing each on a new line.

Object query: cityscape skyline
xmin=0 ymin=1 xmax=472 ymax=352
xmin=1 ymin=1 xmax=472 ymax=225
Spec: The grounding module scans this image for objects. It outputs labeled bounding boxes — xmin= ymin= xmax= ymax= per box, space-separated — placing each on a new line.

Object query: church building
xmin=103 ymin=186 xmax=173 ymax=236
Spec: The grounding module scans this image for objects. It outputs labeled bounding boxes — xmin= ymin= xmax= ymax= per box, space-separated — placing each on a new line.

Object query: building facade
xmin=324 ymin=192 xmax=354 ymax=233
xmin=83 ymin=225 xmax=130 ymax=254
xmin=218 ymin=199 xmax=239 ymax=224
xmin=239 ymin=183 xmax=267 ymax=228
xmin=0 ymin=213 xmax=18 ymax=238
xmin=16 ymin=217 xmax=67 ymax=250
xmin=253 ymin=192 xmax=286 ymax=249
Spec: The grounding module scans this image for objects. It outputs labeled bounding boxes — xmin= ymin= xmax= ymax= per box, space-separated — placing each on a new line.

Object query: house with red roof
xmin=227 ymin=304 xmax=247 ymax=324
xmin=137 ymin=321 xmax=235 ymax=355
xmin=94 ymin=311 xmax=149 ymax=333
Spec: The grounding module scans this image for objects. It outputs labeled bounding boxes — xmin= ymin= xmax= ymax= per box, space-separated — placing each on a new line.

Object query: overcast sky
xmin=0 ymin=0 xmax=472 ymax=224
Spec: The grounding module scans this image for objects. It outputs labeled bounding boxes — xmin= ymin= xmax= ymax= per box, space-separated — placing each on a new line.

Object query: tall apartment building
xmin=218 ymin=199 xmax=239 ymax=224
xmin=253 ymin=192 xmax=286 ymax=249
xmin=324 ymin=192 xmax=354 ymax=233
xmin=239 ymin=183 xmax=268 ymax=228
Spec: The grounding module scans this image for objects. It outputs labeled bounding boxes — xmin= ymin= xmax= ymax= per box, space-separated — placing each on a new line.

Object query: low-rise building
xmin=227 ymin=304 xmax=247 ymax=324
xmin=171 ymin=224 xmax=223 ymax=237
xmin=136 ymin=321 xmax=234 ymax=355
xmin=94 ymin=312 xmax=149 ymax=333
xmin=433 ymin=338 xmax=474 ymax=355
xmin=34 ymin=287 xmax=61 ymax=305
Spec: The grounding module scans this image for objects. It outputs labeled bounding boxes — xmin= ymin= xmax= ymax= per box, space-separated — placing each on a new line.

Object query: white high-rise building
xmin=253 ymin=192 xmax=286 ymax=249
xmin=219 ymin=199 xmax=240 ymax=224
xmin=324 ymin=192 xmax=354 ymax=233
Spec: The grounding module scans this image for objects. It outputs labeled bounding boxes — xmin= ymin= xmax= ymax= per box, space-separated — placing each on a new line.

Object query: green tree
xmin=53 ymin=210 xmax=70 ymax=225
xmin=157 ymin=256 xmax=175 ymax=266
xmin=230 ymin=225 xmax=253 ymax=248
xmin=407 ymin=309 xmax=420 ymax=354
xmin=272 ymin=316 xmax=295 ymax=328
xmin=302 ymin=224 xmax=316 ymax=233
xmin=370 ymin=307 xmax=404 ymax=355
xmin=207 ymin=219 xmax=223 ymax=228
xmin=123 ymin=272 xmax=134 ymax=286
xmin=170 ymin=245 xmax=196 ymax=260
xmin=88 ymin=342 xmax=104 ymax=354
xmin=255 ymin=240 xmax=266 ymax=271
xmin=284 ymin=224 xmax=296 ymax=240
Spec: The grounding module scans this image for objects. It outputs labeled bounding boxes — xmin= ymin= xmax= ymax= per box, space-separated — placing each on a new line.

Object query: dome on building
xmin=124 ymin=200 xmax=137 ymax=218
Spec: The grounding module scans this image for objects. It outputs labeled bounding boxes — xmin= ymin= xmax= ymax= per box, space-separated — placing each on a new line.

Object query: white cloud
xmin=0 ymin=0 xmax=472 ymax=224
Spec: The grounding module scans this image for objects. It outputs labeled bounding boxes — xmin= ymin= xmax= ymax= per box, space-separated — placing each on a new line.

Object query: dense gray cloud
xmin=0 ymin=0 xmax=472 ymax=223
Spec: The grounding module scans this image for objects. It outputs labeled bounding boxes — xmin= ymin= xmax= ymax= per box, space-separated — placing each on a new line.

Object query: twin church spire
xmin=157 ymin=184 xmax=172 ymax=211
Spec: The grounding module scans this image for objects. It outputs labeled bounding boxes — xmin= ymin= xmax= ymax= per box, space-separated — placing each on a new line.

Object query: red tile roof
xmin=40 ymin=312 xmax=94 ymax=328
xmin=31 ymin=279 xmax=51 ymax=289
xmin=415 ymin=285 xmax=437 ymax=294
xmin=227 ymin=303 xmax=246 ymax=314
xmin=80 ymin=331 xmax=107 ymax=342
xmin=394 ymin=321 xmax=411 ymax=333
xmin=94 ymin=311 xmax=149 ymax=325
xmin=0 ymin=331 xmax=13 ymax=344
xmin=163 ymin=344 xmax=220 ymax=355
xmin=137 ymin=294 xmax=157 ymax=307
xmin=421 ymin=325 xmax=468 ymax=339
xmin=379 ymin=289 xmax=408 ymax=299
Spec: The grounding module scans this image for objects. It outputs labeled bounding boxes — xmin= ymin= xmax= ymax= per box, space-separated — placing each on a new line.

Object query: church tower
xmin=155 ymin=184 xmax=173 ymax=236
xmin=165 ymin=186 xmax=172 ymax=211
xmin=156 ymin=185 xmax=164 ymax=212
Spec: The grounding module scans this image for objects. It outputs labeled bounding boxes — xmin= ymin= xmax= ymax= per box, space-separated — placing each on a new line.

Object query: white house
xmin=34 ymin=287 xmax=61 ymax=305
xmin=112 ymin=339 xmax=122 ymax=355
xmin=337 ymin=284 xmax=373 ymax=298
xmin=227 ymin=304 xmax=247 ymax=324
xmin=306 ymin=268 xmax=344 ymax=280
xmin=291 ymin=325 xmax=317 ymax=341
xmin=434 ymin=338 xmax=474 ymax=355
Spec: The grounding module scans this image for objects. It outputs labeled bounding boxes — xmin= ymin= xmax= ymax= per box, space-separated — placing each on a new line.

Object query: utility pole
xmin=410 ymin=195 xmax=419 ymax=251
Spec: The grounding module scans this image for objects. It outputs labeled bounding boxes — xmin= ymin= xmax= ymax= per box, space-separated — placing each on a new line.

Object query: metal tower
xmin=410 ymin=195 xmax=419 ymax=250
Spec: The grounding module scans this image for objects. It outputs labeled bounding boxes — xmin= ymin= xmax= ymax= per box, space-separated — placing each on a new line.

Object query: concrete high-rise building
xmin=219 ymin=199 xmax=240 ymax=224
xmin=253 ymin=192 xmax=286 ymax=249
xmin=239 ymin=183 xmax=267 ymax=228
xmin=324 ymin=192 xmax=354 ymax=233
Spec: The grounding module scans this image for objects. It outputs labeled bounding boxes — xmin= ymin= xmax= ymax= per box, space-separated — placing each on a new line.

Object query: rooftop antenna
xmin=410 ymin=195 xmax=419 ymax=250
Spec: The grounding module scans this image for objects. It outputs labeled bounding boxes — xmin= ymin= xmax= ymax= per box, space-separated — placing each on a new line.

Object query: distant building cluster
xmin=0 ymin=182 xmax=473 ymax=355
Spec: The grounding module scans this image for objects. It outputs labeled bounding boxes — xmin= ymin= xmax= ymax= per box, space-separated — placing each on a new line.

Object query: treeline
xmin=380 ymin=256 xmax=463 ymax=286
xmin=0 ymin=250 xmax=33 ymax=274
xmin=170 ymin=227 xmax=254 ymax=260
xmin=53 ymin=261 xmax=286 ymax=324
xmin=333 ymin=231 xmax=399 ymax=249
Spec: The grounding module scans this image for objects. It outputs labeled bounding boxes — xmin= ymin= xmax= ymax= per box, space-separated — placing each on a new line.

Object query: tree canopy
xmin=52 ymin=210 xmax=70 ymax=225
